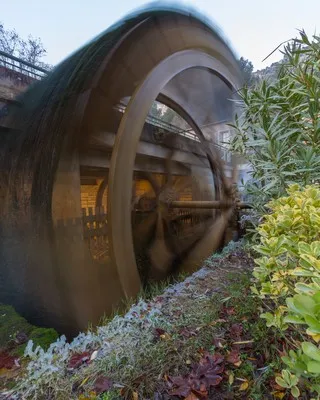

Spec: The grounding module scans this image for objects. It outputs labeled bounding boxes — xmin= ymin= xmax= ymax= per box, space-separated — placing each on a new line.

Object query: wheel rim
xmin=108 ymin=50 xmax=239 ymax=298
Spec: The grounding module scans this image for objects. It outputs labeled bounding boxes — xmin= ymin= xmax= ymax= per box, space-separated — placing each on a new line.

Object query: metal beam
xmin=89 ymin=131 xmax=210 ymax=168
xmin=170 ymin=200 xmax=251 ymax=209
xmin=80 ymin=151 xmax=191 ymax=175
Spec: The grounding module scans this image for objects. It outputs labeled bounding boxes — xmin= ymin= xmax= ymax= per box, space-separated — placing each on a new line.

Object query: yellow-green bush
xmin=253 ymin=184 xmax=320 ymax=398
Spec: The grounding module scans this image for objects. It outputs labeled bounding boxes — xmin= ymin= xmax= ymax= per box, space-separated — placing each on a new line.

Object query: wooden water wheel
xmin=0 ymin=4 xmax=243 ymax=334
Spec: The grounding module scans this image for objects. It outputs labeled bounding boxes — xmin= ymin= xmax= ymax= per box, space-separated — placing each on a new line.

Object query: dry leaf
xmin=228 ymin=372 xmax=234 ymax=385
xmin=184 ymin=393 xmax=200 ymax=400
xmin=272 ymin=391 xmax=286 ymax=399
xmin=0 ymin=367 xmax=20 ymax=380
xmin=0 ymin=352 xmax=19 ymax=369
xmin=233 ymin=340 xmax=254 ymax=345
xmin=90 ymin=350 xmax=98 ymax=361
xmin=68 ymin=352 xmax=90 ymax=369
xmin=226 ymin=349 xmax=241 ymax=365
xmin=78 ymin=392 xmax=97 ymax=400
xmin=94 ymin=376 xmax=113 ymax=394
xmin=80 ymin=376 xmax=90 ymax=387
xmin=132 ymin=391 xmax=138 ymax=400
xmin=239 ymin=381 xmax=249 ymax=391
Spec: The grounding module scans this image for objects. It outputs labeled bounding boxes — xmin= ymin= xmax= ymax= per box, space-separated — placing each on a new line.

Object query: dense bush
xmin=253 ymin=184 xmax=320 ymax=398
xmin=231 ymin=31 xmax=320 ymax=226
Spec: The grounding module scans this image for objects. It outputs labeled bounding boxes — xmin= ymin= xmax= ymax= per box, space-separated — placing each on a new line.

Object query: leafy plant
xmin=253 ymin=184 xmax=320 ymax=396
xmin=230 ymin=30 xmax=320 ymax=220
xmin=275 ymin=369 xmax=300 ymax=398
xmin=167 ymin=353 xmax=224 ymax=398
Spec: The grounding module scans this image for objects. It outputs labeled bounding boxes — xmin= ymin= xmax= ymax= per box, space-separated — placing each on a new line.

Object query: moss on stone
xmin=0 ymin=304 xmax=59 ymax=354
xmin=28 ymin=327 xmax=59 ymax=351
xmin=0 ymin=304 xmax=33 ymax=349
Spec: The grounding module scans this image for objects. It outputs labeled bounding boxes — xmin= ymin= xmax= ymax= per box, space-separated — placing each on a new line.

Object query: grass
xmin=96 ymin=272 xmax=189 ymax=328
xmin=74 ymin=265 xmax=283 ymax=399
xmin=4 ymin=244 xmax=286 ymax=399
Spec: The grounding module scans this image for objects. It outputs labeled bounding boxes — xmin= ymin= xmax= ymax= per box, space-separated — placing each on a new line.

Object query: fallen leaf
xmin=68 ymin=352 xmax=91 ymax=369
xmin=90 ymin=350 xmax=98 ymax=361
xmin=184 ymin=393 xmax=199 ymax=400
xmin=228 ymin=372 xmax=234 ymax=385
xmin=180 ymin=328 xmax=197 ymax=339
xmin=209 ymin=319 xmax=226 ymax=326
xmin=269 ymin=377 xmax=284 ymax=391
xmin=230 ymin=324 xmax=243 ymax=339
xmin=223 ymin=307 xmax=235 ymax=316
xmin=199 ymin=383 xmax=207 ymax=393
xmin=78 ymin=392 xmax=97 ymax=400
xmin=15 ymin=332 xmax=28 ymax=345
xmin=226 ymin=350 xmax=241 ymax=365
xmin=233 ymin=340 xmax=254 ymax=345
xmin=0 ymin=367 xmax=20 ymax=380
xmin=94 ymin=376 xmax=113 ymax=394
xmin=168 ymin=352 xmax=225 ymax=397
xmin=272 ymin=391 xmax=286 ymax=399
xmin=0 ymin=352 xmax=18 ymax=369
xmin=212 ymin=338 xmax=225 ymax=348
xmin=239 ymin=380 xmax=249 ymax=391
xmin=154 ymin=328 xmax=166 ymax=337
xmin=80 ymin=376 xmax=90 ymax=387
xmin=132 ymin=391 xmax=138 ymax=400
xmin=204 ymin=373 xmax=223 ymax=387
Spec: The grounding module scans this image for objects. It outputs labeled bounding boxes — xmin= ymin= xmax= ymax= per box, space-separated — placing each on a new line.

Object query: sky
xmin=2 ymin=0 xmax=320 ymax=71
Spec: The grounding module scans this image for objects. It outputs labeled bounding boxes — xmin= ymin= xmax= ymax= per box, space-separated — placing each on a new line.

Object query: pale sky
xmin=2 ymin=0 xmax=320 ymax=70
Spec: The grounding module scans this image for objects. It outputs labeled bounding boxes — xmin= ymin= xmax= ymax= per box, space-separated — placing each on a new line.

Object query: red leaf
xmin=168 ymin=352 xmax=225 ymax=396
xmin=154 ymin=328 xmax=166 ymax=337
xmin=94 ymin=376 xmax=113 ymax=394
xmin=68 ymin=352 xmax=90 ymax=369
xmin=221 ymin=306 xmax=235 ymax=316
xmin=179 ymin=328 xmax=197 ymax=338
xmin=15 ymin=332 xmax=28 ymax=345
xmin=210 ymin=353 xmax=224 ymax=365
xmin=0 ymin=352 xmax=18 ymax=369
xmin=226 ymin=349 xmax=241 ymax=365
xmin=204 ymin=373 xmax=223 ymax=387
xmin=170 ymin=382 xmax=190 ymax=398
xmin=212 ymin=338 xmax=225 ymax=348
xmin=185 ymin=392 xmax=200 ymax=400
xmin=230 ymin=324 xmax=243 ymax=339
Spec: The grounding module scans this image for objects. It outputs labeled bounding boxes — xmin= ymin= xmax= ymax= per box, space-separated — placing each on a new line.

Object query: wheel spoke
xmin=179 ymin=208 xmax=234 ymax=273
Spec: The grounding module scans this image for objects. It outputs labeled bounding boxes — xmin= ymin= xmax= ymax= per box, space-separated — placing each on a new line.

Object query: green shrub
xmin=253 ymin=184 xmax=320 ymax=398
xmin=230 ymin=31 xmax=320 ymax=223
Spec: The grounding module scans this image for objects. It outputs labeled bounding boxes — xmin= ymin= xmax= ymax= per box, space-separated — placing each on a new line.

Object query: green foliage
xmin=276 ymin=369 xmax=300 ymax=398
xmin=28 ymin=327 xmax=59 ymax=351
xmin=238 ymin=57 xmax=254 ymax=85
xmin=231 ymin=31 xmax=320 ymax=219
xmin=0 ymin=304 xmax=33 ymax=348
xmin=253 ymin=184 xmax=320 ymax=396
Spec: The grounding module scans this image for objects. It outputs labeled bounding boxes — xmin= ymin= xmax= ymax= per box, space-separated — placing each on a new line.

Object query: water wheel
xmin=0 ymin=4 xmax=242 ymax=334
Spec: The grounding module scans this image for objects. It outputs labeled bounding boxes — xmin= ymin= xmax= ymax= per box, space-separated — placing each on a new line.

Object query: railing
xmin=116 ymin=102 xmax=200 ymax=142
xmin=115 ymin=102 xmax=235 ymax=161
xmin=0 ymin=50 xmax=49 ymax=80
xmin=0 ymin=53 xmax=234 ymax=165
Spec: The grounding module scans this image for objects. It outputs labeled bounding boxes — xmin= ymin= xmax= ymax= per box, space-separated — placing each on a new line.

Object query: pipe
xmin=169 ymin=200 xmax=252 ymax=209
